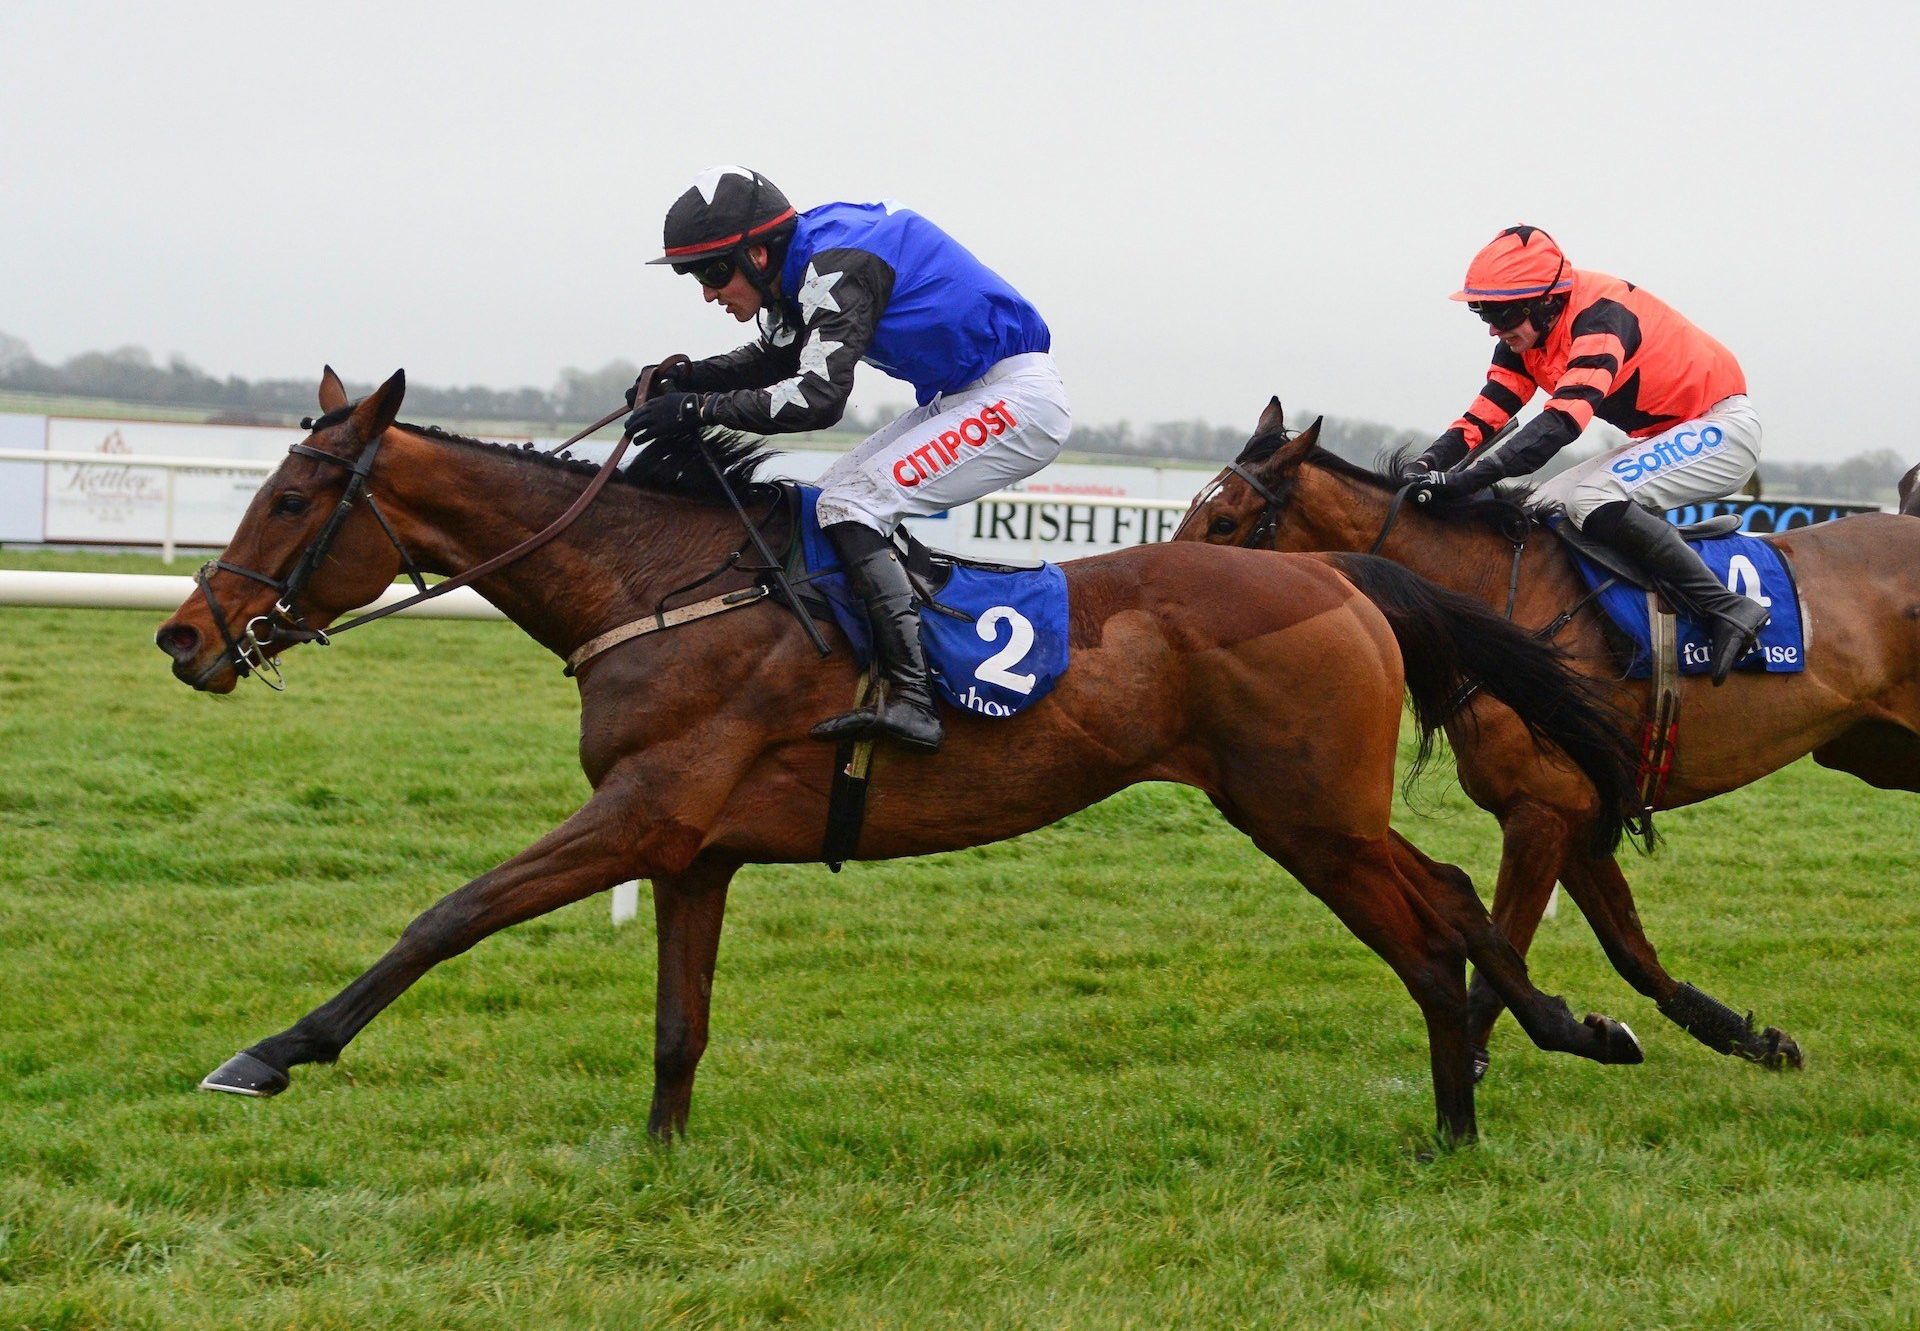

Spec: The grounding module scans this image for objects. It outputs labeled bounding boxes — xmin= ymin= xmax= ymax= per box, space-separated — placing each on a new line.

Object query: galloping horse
xmin=155 ymin=370 xmax=1648 ymax=1145
xmin=1178 ymin=399 xmax=1920 ymax=1072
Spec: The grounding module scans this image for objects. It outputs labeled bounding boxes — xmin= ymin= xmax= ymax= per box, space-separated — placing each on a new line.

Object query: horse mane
xmin=364 ymin=419 xmax=778 ymax=505
xmin=1235 ymin=426 xmax=1544 ymax=537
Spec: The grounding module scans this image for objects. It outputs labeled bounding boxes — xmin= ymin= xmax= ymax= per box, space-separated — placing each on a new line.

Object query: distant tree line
xmin=0 ymin=333 xmax=1908 ymax=501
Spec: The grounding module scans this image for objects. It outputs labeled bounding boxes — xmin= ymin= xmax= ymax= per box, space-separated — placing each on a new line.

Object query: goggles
xmin=1468 ymin=299 xmax=1536 ymax=332
xmin=674 ymin=253 xmax=736 ymax=289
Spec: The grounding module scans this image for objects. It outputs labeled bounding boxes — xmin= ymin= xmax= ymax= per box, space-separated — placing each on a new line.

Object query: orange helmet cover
xmin=1451 ymin=226 xmax=1573 ymax=302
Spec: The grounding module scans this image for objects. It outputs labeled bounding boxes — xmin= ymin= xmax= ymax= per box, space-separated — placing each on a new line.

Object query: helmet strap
xmin=1532 ymin=293 xmax=1567 ymax=338
xmin=730 ymin=170 xmax=790 ymax=326
xmin=1526 ymin=232 xmax=1568 ymax=337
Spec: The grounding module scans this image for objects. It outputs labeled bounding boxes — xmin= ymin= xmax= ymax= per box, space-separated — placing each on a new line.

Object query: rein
xmin=1371 ymin=483 xmax=1529 ymax=622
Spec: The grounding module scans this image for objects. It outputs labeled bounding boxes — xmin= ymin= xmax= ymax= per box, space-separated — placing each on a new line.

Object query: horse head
xmin=155 ymin=367 xmax=413 ymax=692
xmin=1172 ymin=397 xmax=1325 ymax=548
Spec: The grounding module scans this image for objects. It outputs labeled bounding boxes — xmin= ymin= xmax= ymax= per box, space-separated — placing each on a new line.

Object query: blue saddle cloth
xmin=796 ymin=485 xmax=1070 ymax=717
xmin=1559 ymin=522 xmax=1807 ymax=678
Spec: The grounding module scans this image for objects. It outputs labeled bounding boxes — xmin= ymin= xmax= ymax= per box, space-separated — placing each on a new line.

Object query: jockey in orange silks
xmin=1403 ymin=226 xmax=1768 ymax=683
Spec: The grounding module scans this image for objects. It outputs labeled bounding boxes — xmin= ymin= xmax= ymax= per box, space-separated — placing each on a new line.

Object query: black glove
xmin=624 ymin=392 xmax=703 ymax=445
xmin=623 ymin=360 xmax=690 ymax=409
xmin=1401 ymin=427 xmax=1471 ymax=480
xmin=1405 ymin=466 xmax=1496 ymax=506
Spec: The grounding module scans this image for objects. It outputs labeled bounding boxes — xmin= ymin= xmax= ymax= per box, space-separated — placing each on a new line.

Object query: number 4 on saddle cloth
xmin=1556 ymin=516 xmax=1807 ymax=678
xmin=793 ymin=484 xmax=1070 ymax=717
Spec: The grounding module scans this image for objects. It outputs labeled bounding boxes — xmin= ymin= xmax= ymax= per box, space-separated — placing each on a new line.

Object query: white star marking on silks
xmin=766 ymin=377 xmax=809 ymax=417
xmin=798 ymin=337 xmax=842 ymax=380
xmin=690 ymin=164 xmax=754 ymax=205
xmin=796 ymin=264 xmax=843 ymax=324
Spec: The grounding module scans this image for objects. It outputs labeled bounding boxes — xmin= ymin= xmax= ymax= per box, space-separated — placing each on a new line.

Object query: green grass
xmin=3 ymin=549 xmax=1918 ymax=1329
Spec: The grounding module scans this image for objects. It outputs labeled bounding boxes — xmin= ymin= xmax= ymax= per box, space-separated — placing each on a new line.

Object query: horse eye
xmin=273 ymin=492 xmax=310 ymax=517
xmin=1209 ymin=516 xmax=1238 ymax=537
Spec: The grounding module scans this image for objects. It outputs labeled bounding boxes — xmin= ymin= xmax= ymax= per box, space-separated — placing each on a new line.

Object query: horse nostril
xmin=156 ymin=622 xmax=201 ymax=661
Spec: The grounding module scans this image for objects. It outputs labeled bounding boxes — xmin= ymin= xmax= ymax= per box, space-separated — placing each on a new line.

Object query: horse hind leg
xmin=1217 ymin=806 xmax=1480 ymax=1147
xmin=1388 ymin=832 xmax=1645 ymax=1070
xmin=1813 ymin=719 xmax=1920 ymax=793
xmin=1464 ymin=799 xmax=1571 ymax=1073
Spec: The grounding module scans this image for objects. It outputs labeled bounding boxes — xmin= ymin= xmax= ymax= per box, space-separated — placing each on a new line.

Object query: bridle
xmin=181 ymin=355 xmax=830 ymax=693
xmin=188 ymin=368 xmax=667 ymax=692
xmin=192 ymin=429 xmax=426 ymax=691
xmin=1224 ymin=461 xmax=1289 ymax=551
xmin=1220 ymin=457 xmax=1531 ymax=617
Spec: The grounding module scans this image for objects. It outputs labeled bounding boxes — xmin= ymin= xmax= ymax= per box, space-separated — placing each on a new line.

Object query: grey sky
xmin=3 ymin=2 xmax=1913 ymax=462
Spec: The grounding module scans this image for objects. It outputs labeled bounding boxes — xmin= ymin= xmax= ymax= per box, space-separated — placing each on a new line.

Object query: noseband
xmin=192 ymin=430 xmax=426 ymax=690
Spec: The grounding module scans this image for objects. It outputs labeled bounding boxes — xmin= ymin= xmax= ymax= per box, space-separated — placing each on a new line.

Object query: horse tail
xmin=1325 ymin=552 xmax=1643 ymax=854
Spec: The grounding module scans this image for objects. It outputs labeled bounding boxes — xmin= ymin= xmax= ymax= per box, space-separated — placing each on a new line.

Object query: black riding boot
xmin=810 ymin=522 xmax=945 ymax=751
xmin=1587 ymin=501 xmax=1771 ymax=686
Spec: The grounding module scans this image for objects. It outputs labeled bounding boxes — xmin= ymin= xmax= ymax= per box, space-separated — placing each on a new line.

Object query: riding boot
xmin=810 ymin=521 xmax=945 ymax=751
xmin=1588 ymin=501 xmax=1771 ymax=686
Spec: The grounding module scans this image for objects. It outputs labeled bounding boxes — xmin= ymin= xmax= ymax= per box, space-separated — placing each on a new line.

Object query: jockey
xmin=626 ymin=166 xmax=1071 ymax=750
xmin=1402 ymin=226 xmax=1768 ymax=684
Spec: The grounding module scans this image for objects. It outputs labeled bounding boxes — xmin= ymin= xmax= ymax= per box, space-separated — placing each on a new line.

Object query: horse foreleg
xmin=647 ymin=856 xmax=738 ymax=1140
xmin=1558 ymin=853 xmax=1803 ymax=1070
xmin=1465 ymin=799 xmax=1570 ymax=1064
xmin=1391 ymin=833 xmax=1644 ymax=1073
xmin=200 ymin=781 xmax=651 ymax=1099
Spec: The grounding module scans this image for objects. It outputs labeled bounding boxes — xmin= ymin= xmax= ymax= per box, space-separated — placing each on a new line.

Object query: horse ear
xmin=1256 ymin=396 xmax=1286 ymax=436
xmin=1297 ymin=415 xmax=1324 ymax=449
xmin=317 ymin=365 xmax=349 ymax=413
xmin=346 ymin=368 xmax=406 ymax=440
xmin=1900 ymin=460 xmax=1920 ymax=516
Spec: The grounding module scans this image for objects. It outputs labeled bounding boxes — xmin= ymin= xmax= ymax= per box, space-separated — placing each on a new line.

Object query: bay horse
xmin=154 ymin=369 xmax=1648 ymax=1146
xmin=1177 ymin=398 xmax=1920 ymax=1073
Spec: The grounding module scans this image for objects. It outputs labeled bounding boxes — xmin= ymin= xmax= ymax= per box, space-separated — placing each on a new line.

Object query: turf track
xmin=2 ymin=550 xmax=1918 ymax=1329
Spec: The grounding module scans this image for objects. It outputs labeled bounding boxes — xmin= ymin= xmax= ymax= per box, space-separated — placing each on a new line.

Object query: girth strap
xmin=822 ymin=672 xmax=880 ymax=870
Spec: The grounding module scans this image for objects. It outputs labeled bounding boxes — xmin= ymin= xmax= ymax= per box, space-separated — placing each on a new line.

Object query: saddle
xmin=1554 ymin=514 xmax=1743 ymax=591
xmin=773 ymin=481 xmax=1040 ymax=622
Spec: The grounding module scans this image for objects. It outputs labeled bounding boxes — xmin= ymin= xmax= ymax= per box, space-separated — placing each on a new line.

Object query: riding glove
xmin=625 ymin=392 xmax=703 ymax=445
xmin=1404 ymin=427 xmax=1471 ymax=479
xmin=624 ymin=361 xmax=690 ymax=409
xmin=1405 ymin=466 xmax=1496 ymax=505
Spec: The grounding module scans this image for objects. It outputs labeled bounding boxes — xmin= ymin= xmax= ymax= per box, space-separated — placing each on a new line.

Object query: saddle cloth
xmin=794 ymin=484 xmax=1070 ymax=717
xmin=1559 ymin=521 xmax=1807 ymax=678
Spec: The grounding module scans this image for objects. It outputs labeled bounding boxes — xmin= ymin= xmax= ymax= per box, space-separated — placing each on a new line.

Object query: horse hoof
xmin=1760 ymin=1027 xmax=1805 ymax=1071
xmin=199 ymin=1051 xmax=290 ymax=1098
xmin=1585 ymin=1014 xmax=1644 ymax=1065
xmin=1470 ymin=1047 xmax=1491 ymax=1084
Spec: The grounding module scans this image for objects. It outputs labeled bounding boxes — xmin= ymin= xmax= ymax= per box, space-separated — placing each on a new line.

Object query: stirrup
xmin=810 ymin=691 xmax=943 ymax=751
